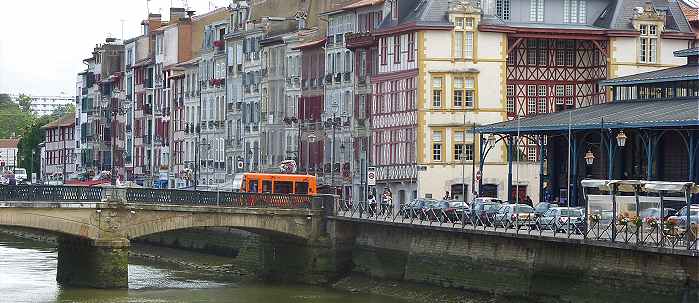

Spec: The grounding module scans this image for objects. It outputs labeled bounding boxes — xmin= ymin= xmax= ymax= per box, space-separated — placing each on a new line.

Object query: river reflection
xmin=0 ymin=234 xmax=404 ymax=303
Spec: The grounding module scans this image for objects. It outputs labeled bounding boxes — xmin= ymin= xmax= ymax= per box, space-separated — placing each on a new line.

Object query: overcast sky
xmin=0 ymin=0 xmax=229 ymax=97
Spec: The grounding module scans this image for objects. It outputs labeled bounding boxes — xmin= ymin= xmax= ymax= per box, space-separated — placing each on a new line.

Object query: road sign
xmin=416 ymin=165 xmax=428 ymax=171
xmin=237 ymin=160 xmax=244 ymax=170
xmin=367 ymin=166 xmax=376 ymax=186
xmin=476 ymin=170 xmax=482 ymax=181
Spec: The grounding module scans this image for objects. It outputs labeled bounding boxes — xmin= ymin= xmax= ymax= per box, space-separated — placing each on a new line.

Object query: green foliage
xmin=17 ymin=115 xmax=53 ymax=178
xmin=0 ymin=96 xmax=34 ymax=139
xmin=51 ymin=103 xmax=76 ymax=117
xmin=17 ymin=94 xmax=32 ymax=113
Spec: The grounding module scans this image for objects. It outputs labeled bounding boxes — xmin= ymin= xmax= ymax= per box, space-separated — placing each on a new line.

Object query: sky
xmin=0 ymin=0 xmax=229 ymax=97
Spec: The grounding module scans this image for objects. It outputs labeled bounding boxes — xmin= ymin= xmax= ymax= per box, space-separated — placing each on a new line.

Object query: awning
xmin=477 ymin=99 xmax=699 ymax=134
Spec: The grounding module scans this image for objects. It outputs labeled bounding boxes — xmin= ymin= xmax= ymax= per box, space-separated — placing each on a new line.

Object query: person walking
xmin=443 ymin=191 xmax=451 ymax=200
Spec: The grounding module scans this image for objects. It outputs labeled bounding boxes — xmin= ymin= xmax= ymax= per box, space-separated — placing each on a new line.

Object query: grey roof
xmin=600 ymin=64 xmax=699 ymax=86
xmin=478 ymin=100 xmax=699 ymax=134
xmin=675 ymin=48 xmax=699 ymax=57
xmin=378 ymin=0 xmax=452 ymax=30
xmin=600 ymin=0 xmax=693 ymax=32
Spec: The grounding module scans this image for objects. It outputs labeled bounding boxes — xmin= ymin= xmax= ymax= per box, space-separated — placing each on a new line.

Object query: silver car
xmin=493 ymin=204 xmax=535 ymax=228
xmin=537 ymin=207 xmax=585 ymax=232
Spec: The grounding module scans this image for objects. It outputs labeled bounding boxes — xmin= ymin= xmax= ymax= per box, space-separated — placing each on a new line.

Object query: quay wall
xmin=335 ymin=219 xmax=699 ymax=302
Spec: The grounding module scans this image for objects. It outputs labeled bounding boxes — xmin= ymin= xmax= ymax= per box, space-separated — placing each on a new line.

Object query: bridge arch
xmin=122 ymin=208 xmax=322 ymax=241
xmin=0 ymin=208 xmax=100 ymax=240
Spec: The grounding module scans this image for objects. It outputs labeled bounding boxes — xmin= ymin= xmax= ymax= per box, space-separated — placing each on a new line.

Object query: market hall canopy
xmin=477 ymin=99 xmax=699 ymax=134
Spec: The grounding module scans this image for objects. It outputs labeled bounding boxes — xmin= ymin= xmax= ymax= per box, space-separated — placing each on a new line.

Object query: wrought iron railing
xmin=0 ymin=185 xmax=313 ymax=210
xmin=0 ymin=185 xmax=103 ymax=202
xmin=333 ymin=199 xmax=699 ymax=254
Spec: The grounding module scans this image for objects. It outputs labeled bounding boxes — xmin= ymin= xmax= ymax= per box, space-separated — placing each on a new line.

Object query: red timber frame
xmin=505 ymin=37 xmax=608 ymax=160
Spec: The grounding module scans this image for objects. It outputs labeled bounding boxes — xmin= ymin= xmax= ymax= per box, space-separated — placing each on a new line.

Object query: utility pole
xmin=471 ymin=122 xmax=476 ymax=201
xmin=331 ymin=113 xmax=336 ymax=191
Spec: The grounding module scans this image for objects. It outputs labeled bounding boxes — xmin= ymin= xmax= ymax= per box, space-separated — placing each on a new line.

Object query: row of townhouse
xmin=70 ymin=0 xmax=696 ymax=203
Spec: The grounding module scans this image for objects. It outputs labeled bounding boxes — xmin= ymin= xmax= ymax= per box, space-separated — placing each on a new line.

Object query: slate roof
xmin=378 ymin=0 xmax=452 ymax=30
xmin=596 ymin=0 xmax=693 ymax=32
xmin=600 ymin=64 xmax=699 ymax=85
xmin=478 ymin=100 xmax=699 ymax=133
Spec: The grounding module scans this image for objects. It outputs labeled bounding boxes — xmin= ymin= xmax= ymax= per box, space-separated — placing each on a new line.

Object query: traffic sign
xmin=367 ymin=166 xmax=376 ymax=186
xmin=237 ymin=160 xmax=244 ymax=170
xmin=476 ymin=170 xmax=482 ymax=181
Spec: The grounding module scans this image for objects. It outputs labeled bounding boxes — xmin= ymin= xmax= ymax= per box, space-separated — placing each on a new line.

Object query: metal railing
xmin=0 ymin=185 xmax=313 ymax=209
xmin=333 ymin=199 xmax=699 ymax=254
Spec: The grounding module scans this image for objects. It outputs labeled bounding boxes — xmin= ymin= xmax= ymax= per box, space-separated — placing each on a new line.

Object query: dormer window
xmin=639 ymin=24 xmax=658 ymax=63
xmin=391 ymin=0 xmax=398 ymax=20
xmin=453 ymin=17 xmax=475 ymax=59
xmin=529 ymin=0 xmax=544 ymax=22
xmin=563 ymin=0 xmax=586 ymax=23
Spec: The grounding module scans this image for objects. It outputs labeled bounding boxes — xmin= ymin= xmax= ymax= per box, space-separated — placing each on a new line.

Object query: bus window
xmin=262 ymin=180 xmax=273 ymax=193
xmin=295 ymin=182 xmax=309 ymax=194
xmin=274 ymin=181 xmax=293 ymax=194
xmin=249 ymin=180 xmax=259 ymax=193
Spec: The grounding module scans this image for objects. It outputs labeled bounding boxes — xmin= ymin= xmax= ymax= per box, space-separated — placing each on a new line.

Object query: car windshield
xmin=560 ymin=209 xmax=583 ymax=217
xmin=515 ymin=205 xmax=534 ymax=213
xmin=483 ymin=203 xmax=498 ymax=211
xmin=450 ymin=202 xmax=467 ymax=208
xmin=535 ymin=203 xmax=549 ymax=211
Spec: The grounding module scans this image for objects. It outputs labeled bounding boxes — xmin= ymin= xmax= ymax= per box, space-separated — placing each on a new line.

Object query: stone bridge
xmin=0 ymin=186 xmax=336 ymax=288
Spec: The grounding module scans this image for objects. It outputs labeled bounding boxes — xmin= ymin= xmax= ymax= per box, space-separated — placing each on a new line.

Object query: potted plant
xmin=644 ymin=217 xmax=659 ymax=228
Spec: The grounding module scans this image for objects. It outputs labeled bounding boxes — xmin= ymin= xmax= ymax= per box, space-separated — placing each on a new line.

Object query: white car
xmin=13 ymin=168 xmax=28 ymax=184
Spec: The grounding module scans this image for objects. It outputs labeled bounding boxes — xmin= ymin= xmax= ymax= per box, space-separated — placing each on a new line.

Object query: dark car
xmin=421 ymin=200 xmax=451 ymax=221
xmin=402 ymin=198 xmax=434 ymax=218
xmin=470 ymin=201 xmax=501 ymax=225
xmin=443 ymin=201 xmax=470 ymax=223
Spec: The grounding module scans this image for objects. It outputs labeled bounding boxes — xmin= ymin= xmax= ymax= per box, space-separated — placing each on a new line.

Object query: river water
xmin=0 ymin=234 xmax=406 ymax=303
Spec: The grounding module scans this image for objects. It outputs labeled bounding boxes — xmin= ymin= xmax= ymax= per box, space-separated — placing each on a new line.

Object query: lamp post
xmin=325 ymin=114 xmax=342 ymax=190
xmin=477 ymin=133 xmax=499 ymax=195
xmin=307 ymin=133 xmax=317 ymax=174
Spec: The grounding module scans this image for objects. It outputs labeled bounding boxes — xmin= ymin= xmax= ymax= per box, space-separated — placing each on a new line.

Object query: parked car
xmin=402 ymin=198 xmax=434 ymax=218
xmin=493 ymin=204 xmax=536 ymax=228
xmin=13 ymin=168 xmax=28 ymax=184
xmin=534 ymin=202 xmax=559 ymax=218
xmin=422 ymin=200 xmax=451 ymax=221
xmin=443 ymin=201 xmax=470 ymax=223
xmin=667 ymin=205 xmax=699 ymax=229
xmin=536 ymin=207 xmax=585 ymax=232
xmin=639 ymin=207 xmax=676 ymax=220
xmin=471 ymin=197 xmax=503 ymax=206
xmin=469 ymin=201 xmax=502 ymax=225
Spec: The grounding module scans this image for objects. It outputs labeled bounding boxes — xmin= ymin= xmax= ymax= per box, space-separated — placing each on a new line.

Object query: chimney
xmin=147 ymin=13 xmax=163 ymax=32
xmin=169 ymin=7 xmax=186 ymax=23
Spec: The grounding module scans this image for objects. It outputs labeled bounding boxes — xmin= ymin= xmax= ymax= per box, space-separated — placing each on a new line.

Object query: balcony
xmin=343 ymin=72 xmax=351 ymax=82
xmin=345 ymin=32 xmax=376 ymax=49
xmin=213 ymin=40 xmax=225 ymax=53
xmin=334 ymin=73 xmax=342 ymax=84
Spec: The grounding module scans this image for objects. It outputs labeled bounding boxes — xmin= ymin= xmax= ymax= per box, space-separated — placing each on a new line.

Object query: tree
xmin=50 ymin=103 xmax=76 ymax=118
xmin=17 ymin=94 xmax=32 ymax=113
xmin=17 ymin=115 xmax=53 ymax=179
xmin=0 ymin=100 xmax=34 ymax=139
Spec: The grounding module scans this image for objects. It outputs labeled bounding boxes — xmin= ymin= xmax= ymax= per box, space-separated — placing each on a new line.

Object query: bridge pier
xmin=56 ymin=237 xmax=129 ymax=289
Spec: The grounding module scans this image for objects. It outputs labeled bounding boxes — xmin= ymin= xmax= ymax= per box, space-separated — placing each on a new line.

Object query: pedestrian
xmin=443 ymin=191 xmax=451 ymax=200
xmin=525 ymin=195 xmax=533 ymax=206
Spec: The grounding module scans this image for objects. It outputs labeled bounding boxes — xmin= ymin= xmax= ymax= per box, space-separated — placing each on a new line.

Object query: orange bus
xmin=232 ymin=173 xmax=317 ymax=195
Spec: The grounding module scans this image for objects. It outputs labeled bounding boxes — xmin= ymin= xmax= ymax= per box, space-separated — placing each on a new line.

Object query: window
xmin=639 ymin=24 xmax=658 ymax=64
xmin=274 ymin=181 xmax=293 ymax=194
xmin=506 ymin=85 xmax=515 ymax=113
xmin=393 ymin=35 xmax=401 ymax=64
xmin=407 ymin=33 xmax=415 ymax=62
xmin=454 ymin=143 xmax=464 ymax=160
xmin=453 ymin=77 xmax=475 ymax=108
xmin=295 ymin=182 xmax=309 ymax=194
xmin=529 ymin=0 xmax=544 ymax=22
xmin=432 ymin=131 xmax=442 ymax=161
xmin=564 ymin=0 xmax=586 ymax=23
xmin=453 ymin=17 xmax=475 ymax=59
xmin=380 ymin=37 xmax=388 ymax=65
xmin=432 ymin=77 xmax=443 ymax=107
xmin=496 ymin=0 xmax=511 ymax=20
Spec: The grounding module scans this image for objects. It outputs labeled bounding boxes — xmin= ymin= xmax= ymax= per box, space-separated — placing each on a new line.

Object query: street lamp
xmin=584 ymin=150 xmax=595 ymax=166
xmin=616 ymin=130 xmax=627 ymax=147
xmin=487 ymin=133 xmax=497 ymax=146
xmin=307 ymin=133 xmax=317 ymax=174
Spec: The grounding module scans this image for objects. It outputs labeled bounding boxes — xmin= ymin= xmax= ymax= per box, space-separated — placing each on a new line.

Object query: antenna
xmin=120 ymin=19 xmax=125 ymax=41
